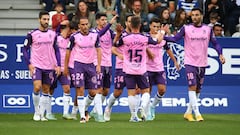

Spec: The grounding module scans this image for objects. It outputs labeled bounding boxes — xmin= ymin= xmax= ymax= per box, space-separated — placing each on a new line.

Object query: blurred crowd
xmin=39 ymin=0 xmax=240 ymax=37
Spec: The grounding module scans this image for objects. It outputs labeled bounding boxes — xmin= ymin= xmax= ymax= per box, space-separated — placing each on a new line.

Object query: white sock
xmin=185 ymin=92 xmax=199 ymax=114
xmin=46 ymin=95 xmax=52 ymax=115
xmin=101 ymin=95 xmax=106 ymax=104
xmin=135 ymin=94 xmax=141 ymax=111
xmin=141 ymin=93 xmax=150 ymax=116
xmin=32 ymin=92 xmax=40 ymax=114
xmin=94 ymin=94 xmax=103 ymax=115
xmin=188 ymin=91 xmax=200 ymax=116
xmin=63 ymin=93 xmax=71 ymax=115
xmin=71 ymin=105 xmax=78 ymax=115
xmin=77 ymin=96 xmax=85 ymax=119
xmin=185 ymin=102 xmax=192 ymax=114
xmin=84 ymin=95 xmax=94 ymax=111
xmin=128 ymin=95 xmax=137 ymax=118
xmin=196 ymin=93 xmax=200 ymax=99
xmin=92 ymin=94 xmax=102 ymax=113
xmin=39 ymin=93 xmax=49 ymax=117
xmin=91 ymin=94 xmax=105 ymax=113
xmin=107 ymin=93 xmax=117 ymax=109
xmin=151 ymin=92 xmax=163 ymax=108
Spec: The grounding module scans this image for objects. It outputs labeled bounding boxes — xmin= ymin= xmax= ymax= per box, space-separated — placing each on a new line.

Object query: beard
xmin=192 ymin=19 xmax=201 ymax=26
xmin=41 ymin=23 xmax=49 ymax=29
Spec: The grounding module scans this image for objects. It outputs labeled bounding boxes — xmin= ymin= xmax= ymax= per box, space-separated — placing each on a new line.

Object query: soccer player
xmin=114 ymin=16 xmax=164 ymax=122
xmin=63 ymin=20 xmax=79 ymax=120
xmin=104 ymin=13 xmax=142 ymax=122
xmin=88 ymin=13 xmax=117 ymax=120
xmin=146 ymin=17 xmax=180 ymax=120
xmin=104 ymin=13 xmax=136 ymax=121
xmin=48 ymin=20 xmax=73 ymax=120
xmin=23 ymin=11 xmax=61 ymax=121
xmin=164 ymin=8 xmax=225 ymax=122
xmin=64 ymin=17 xmax=102 ymax=123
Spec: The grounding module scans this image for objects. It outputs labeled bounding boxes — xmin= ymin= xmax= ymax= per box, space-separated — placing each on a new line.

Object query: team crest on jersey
xmin=49 ymin=34 xmax=52 ymax=38
xmin=164 ymin=42 xmax=185 ymax=80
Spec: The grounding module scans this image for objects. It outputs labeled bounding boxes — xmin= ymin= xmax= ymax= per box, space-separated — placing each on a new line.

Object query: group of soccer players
xmin=23 ymin=7 xmax=225 ymax=123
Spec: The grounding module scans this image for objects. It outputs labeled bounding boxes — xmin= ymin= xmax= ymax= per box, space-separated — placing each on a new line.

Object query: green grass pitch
xmin=0 ymin=113 xmax=239 ymax=135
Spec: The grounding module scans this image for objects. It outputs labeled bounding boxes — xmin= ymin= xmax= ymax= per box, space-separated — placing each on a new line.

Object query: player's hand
xmin=160 ymin=24 xmax=169 ymax=35
xmin=116 ymin=23 xmax=123 ymax=32
xmin=63 ymin=67 xmax=69 ymax=76
xmin=115 ymin=24 xmax=123 ymax=36
xmin=118 ymin=54 xmax=124 ymax=60
xmin=174 ymin=61 xmax=180 ymax=71
xmin=219 ymin=54 xmax=225 ymax=64
xmin=96 ymin=65 xmax=101 ymax=74
xmin=28 ymin=64 xmax=35 ymax=77
xmin=111 ymin=10 xmax=117 ymax=16
xmin=110 ymin=15 xmax=118 ymax=24
xmin=55 ymin=66 xmax=61 ymax=76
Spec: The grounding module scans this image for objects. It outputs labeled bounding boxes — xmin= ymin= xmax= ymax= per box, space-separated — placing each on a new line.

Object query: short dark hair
xmin=39 ymin=11 xmax=49 ymax=19
xmin=95 ymin=12 xmax=107 ymax=20
xmin=54 ymin=3 xmax=63 ymax=9
xmin=213 ymin=23 xmax=224 ymax=29
xmin=70 ymin=20 xmax=78 ymax=30
xmin=191 ymin=7 xmax=203 ymax=15
xmin=209 ymin=12 xmax=219 ymax=19
xmin=150 ymin=17 xmax=160 ymax=24
xmin=79 ymin=16 xmax=88 ymax=21
xmin=131 ymin=16 xmax=141 ymax=29
xmin=125 ymin=13 xmax=134 ymax=22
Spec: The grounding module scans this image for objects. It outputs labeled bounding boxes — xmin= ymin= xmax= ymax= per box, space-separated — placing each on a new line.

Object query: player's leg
xmin=104 ymin=89 xmax=123 ymax=121
xmin=128 ymin=89 xmax=140 ymax=122
xmin=87 ymin=64 xmax=105 ymax=122
xmin=135 ymin=87 xmax=141 ymax=117
xmin=104 ymin=68 xmax=124 ymax=121
xmin=57 ymin=74 xmax=72 ymax=120
xmin=45 ymin=87 xmax=57 ymax=120
xmin=102 ymin=67 xmax=112 ymax=105
xmin=84 ymin=94 xmax=94 ymax=121
xmin=71 ymin=93 xmax=78 ymax=120
xmin=125 ymin=74 xmax=140 ymax=122
xmin=31 ymin=68 xmax=42 ymax=121
xmin=137 ymin=72 xmax=151 ymax=121
xmin=45 ymin=75 xmax=57 ymax=120
xmin=62 ymin=84 xmax=72 ymax=119
xmin=32 ymin=80 xmax=42 ymax=121
xmin=68 ymin=67 xmax=78 ymax=120
xmin=194 ymin=67 xmax=205 ymax=121
xmin=184 ymin=65 xmax=198 ymax=122
xmin=40 ymin=70 xmax=55 ymax=121
xmin=150 ymin=71 xmax=166 ymax=120
xmin=74 ymin=61 xmax=87 ymax=123
xmin=40 ymin=83 xmax=51 ymax=121
xmin=76 ymin=87 xmax=86 ymax=123
xmin=149 ymin=84 xmax=165 ymax=119
xmin=90 ymin=66 xmax=104 ymax=118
